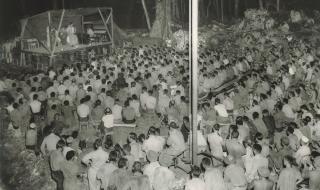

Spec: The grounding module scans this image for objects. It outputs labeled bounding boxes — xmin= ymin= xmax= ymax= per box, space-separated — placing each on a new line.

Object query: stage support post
xmin=98 ymin=8 xmax=113 ymax=48
xmin=20 ymin=18 xmax=28 ymax=66
xmin=111 ymin=8 xmax=114 ymax=49
xmin=190 ymin=0 xmax=199 ymax=166
xmin=49 ymin=9 xmax=65 ymax=66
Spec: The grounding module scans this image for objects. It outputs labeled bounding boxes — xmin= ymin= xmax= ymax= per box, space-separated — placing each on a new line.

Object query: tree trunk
xmin=277 ymin=0 xmax=280 ymax=12
xmin=207 ymin=0 xmax=212 ymax=18
xmin=141 ymin=0 xmax=151 ymax=30
xmin=221 ymin=0 xmax=224 ymax=22
xmin=215 ymin=0 xmax=220 ymax=20
xmin=150 ymin=0 xmax=172 ymax=39
xmin=234 ymin=0 xmax=239 ymax=18
xmin=258 ymin=0 xmax=264 ymax=9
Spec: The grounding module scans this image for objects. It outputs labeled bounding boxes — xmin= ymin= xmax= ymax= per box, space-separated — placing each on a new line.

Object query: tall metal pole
xmin=190 ymin=0 xmax=198 ymax=165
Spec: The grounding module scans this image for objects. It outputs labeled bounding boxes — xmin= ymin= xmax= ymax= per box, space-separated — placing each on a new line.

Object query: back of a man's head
xmin=201 ymin=157 xmax=212 ymax=169
xmin=191 ymin=166 xmax=202 ymax=178
xmin=118 ymin=157 xmax=128 ymax=169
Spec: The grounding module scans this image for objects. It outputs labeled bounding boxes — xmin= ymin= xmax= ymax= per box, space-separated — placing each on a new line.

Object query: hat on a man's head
xmin=30 ymin=123 xmax=36 ymax=129
xmin=301 ymin=136 xmax=309 ymax=143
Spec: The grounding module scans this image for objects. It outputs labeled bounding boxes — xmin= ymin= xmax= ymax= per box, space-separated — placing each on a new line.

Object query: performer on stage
xmin=66 ymin=22 xmax=79 ymax=47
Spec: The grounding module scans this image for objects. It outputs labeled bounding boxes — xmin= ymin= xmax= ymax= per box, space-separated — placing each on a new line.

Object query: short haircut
xmin=132 ymin=161 xmax=142 ymax=173
xmin=56 ymin=139 xmax=66 ymax=149
xmin=231 ymin=130 xmax=239 ymax=139
xmin=201 ymin=157 xmax=212 ymax=168
xmin=253 ymin=144 xmax=262 ymax=153
xmin=108 ymin=151 xmax=118 ymax=162
xmin=123 ymin=143 xmax=131 ymax=152
xmin=94 ymin=138 xmax=103 ymax=149
xmin=118 ymin=157 xmax=128 ymax=168
xmin=252 ymin=112 xmax=259 ymax=119
xmin=66 ymin=150 xmax=76 ymax=161
xmin=191 ymin=166 xmax=202 ymax=177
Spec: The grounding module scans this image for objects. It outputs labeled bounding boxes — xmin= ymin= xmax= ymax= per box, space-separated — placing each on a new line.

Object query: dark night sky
xmin=0 ymin=0 xmax=156 ymax=41
xmin=0 ymin=0 xmax=320 ymax=42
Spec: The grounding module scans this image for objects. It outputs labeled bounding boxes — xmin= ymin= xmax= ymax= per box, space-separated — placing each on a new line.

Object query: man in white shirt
xmin=29 ymin=94 xmax=42 ymax=114
xmin=129 ymin=95 xmax=141 ymax=117
xmin=152 ymin=159 xmax=176 ymax=190
xmin=40 ymin=128 xmax=60 ymax=155
xmin=282 ymin=98 xmax=296 ymax=119
xmin=222 ymin=93 xmax=234 ymax=111
xmin=143 ymin=150 xmax=161 ymax=189
xmin=96 ymin=151 xmax=118 ymax=190
xmin=112 ymin=99 xmax=122 ymax=121
xmin=102 ymin=108 xmax=114 ymax=129
xmin=82 ymin=139 xmax=109 ymax=190
xmin=140 ymin=87 xmax=149 ymax=111
xmin=142 ymin=127 xmax=165 ymax=153
xmin=145 ymin=90 xmax=157 ymax=112
xmin=77 ymin=98 xmax=90 ymax=118
xmin=294 ymin=136 xmax=311 ymax=165
xmin=214 ymin=98 xmax=229 ymax=123
xmin=158 ymin=89 xmax=170 ymax=114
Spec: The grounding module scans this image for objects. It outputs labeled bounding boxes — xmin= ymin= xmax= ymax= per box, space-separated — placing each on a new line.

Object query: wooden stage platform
xmin=21 ymin=42 xmax=112 ymax=70
xmin=22 ymin=42 xmax=112 ymax=55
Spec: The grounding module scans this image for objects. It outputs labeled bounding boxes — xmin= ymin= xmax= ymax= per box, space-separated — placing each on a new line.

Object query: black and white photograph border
xmin=1 ymin=0 xmax=320 ymax=190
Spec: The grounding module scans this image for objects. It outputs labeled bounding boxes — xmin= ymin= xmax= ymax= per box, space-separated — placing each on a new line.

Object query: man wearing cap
xmin=294 ymin=136 xmax=311 ymax=165
xmin=248 ymin=167 xmax=273 ymax=190
xmin=25 ymin=122 xmax=37 ymax=151
xmin=143 ymin=150 xmax=161 ymax=189
xmin=309 ymin=156 xmax=320 ymax=190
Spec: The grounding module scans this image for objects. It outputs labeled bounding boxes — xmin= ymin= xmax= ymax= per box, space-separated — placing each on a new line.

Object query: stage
xmin=19 ymin=8 xmax=118 ymax=70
